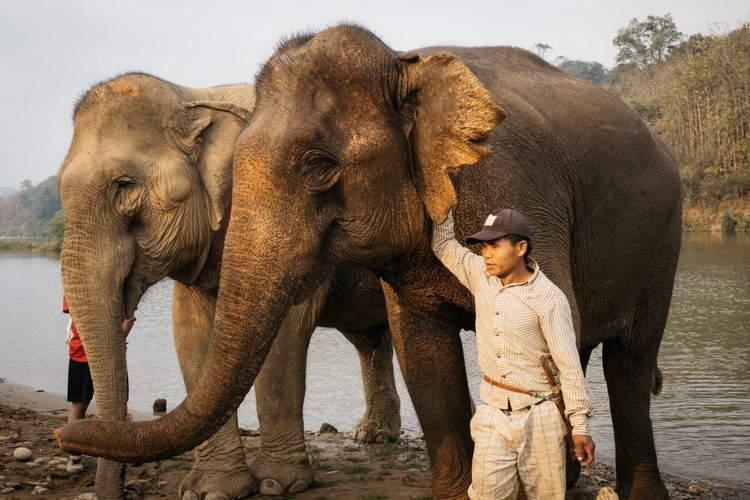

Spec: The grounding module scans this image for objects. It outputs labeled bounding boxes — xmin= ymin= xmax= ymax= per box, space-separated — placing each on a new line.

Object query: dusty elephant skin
xmin=55 ymin=73 xmax=400 ymax=499
xmin=58 ymin=25 xmax=681 ymax=500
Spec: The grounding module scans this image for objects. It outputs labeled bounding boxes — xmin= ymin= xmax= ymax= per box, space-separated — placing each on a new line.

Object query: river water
xmin=0 ymin=233 xmax=748 ymax=488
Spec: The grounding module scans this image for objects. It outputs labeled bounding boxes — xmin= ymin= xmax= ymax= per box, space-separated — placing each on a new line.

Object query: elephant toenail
xmin=288 ymin=479 xmax=310 ymax=494
xmin=205 ymin=492 xmax=231 ymax=500
xmin=181 ymin=491 xmax=199 ymax=500
xmin=260 ymin=479 xmax=283 ymax=496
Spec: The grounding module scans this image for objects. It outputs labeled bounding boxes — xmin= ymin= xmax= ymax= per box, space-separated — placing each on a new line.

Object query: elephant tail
xmin=651 ymin=365 xmax=663 ymax=396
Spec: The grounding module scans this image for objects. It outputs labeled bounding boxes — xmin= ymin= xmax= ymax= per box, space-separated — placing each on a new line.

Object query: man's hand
xmin=572 ymin=434 xmax=595 ymax=467
xmin=122 ymin=317 xmax=136 ymax=337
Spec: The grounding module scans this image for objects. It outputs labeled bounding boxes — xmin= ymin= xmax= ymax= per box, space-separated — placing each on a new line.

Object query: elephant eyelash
xmin=115 ymin=177 xmax=135 ymax=189
xmin=300 ymin=150 xmax=337 ymax=171
xmin=299 ymin=151 xmax=341 ymax=193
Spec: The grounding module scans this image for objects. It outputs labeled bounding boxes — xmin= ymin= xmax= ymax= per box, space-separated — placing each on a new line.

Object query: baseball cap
xmin=466 ymin=208 xmax=532 ymax=244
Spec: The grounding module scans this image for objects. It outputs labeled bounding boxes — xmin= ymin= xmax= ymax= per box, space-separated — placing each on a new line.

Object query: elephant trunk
xmin=55 ymin=193 xmax=312 ymax=462
xmin=59 ymin=203 xmax=134 ymax=498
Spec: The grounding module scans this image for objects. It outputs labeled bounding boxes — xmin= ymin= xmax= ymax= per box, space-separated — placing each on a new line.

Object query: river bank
xmin=682 ymin=198 xmax=750 ymax=232
xmin=0 ymin=199 xmax=749 ymax=256
xmin=0 ymin=379 xmax=743 ymax=499
xmin=0 ymin=240 xmax=60 ymax=253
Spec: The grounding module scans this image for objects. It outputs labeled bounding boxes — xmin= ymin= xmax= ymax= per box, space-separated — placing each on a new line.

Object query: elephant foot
xmin=352 ymin=416 xmax=400 ymax=443
xmin=178 ymin=467 xmax=256 ymax=500
xmin=249 ymin=452 xmax=313 ymax=496
xmin=617 ymin=482 xmax=668 ymax=500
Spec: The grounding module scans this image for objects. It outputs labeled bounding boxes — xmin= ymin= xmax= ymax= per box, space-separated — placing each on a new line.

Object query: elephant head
xmin=56 ymin=73 xmax=252 ymax=491
xmin=56 ymin=26 xmax=503 ymax=461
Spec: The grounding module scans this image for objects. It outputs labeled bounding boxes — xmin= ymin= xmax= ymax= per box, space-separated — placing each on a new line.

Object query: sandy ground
xmin=0 ymin=378 xmax=743 ymax=499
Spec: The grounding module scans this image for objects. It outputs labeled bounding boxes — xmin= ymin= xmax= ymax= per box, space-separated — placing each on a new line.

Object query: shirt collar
xmin=488 ymin=257 xmax=541 ymax=288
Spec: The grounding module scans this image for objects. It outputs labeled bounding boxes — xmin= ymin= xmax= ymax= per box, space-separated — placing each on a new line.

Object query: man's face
xmin=480 ymin=237 xmax=527 ymax=277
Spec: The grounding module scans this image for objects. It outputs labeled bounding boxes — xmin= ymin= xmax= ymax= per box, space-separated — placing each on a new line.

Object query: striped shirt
xmin=432 ymin=211 xmax=593 ymax=436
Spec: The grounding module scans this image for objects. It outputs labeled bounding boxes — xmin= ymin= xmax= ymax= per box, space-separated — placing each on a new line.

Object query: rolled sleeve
xmin=540 ymin=293 xmax=594 ymax=436
xmin=431 ymin=211 xmax=486 ymax=295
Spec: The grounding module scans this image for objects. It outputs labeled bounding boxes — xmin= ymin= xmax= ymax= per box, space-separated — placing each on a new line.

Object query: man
xmin=63 ymin=296 xmax=135 ymax=473
xmin=432 ymin=208 xmax=595 ymax=499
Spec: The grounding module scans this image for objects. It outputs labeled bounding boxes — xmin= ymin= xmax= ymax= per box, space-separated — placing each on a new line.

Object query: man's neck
xmin=498 ymin=261 xmax=533 ymax=286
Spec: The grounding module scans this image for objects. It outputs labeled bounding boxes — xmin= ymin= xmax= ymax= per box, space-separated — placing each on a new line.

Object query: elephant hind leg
xmin=603 ymin=216 xmax=678 ymax=500
xmin=603 ymin=336 xmax=667 ymax=500
xmin=342 ymin=323 xmax=401 ymax=443
xmin=603 ymin=280 xmax=676 ymax=498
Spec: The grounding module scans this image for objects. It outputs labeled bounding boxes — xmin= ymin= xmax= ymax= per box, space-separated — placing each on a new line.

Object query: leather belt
xmin=483 ymin=375 xmax=553 ymax=411
xmin=483 ymin=375 xmax=554 ymax=400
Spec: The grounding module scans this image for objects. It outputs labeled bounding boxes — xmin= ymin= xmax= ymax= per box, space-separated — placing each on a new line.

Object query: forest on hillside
xmin=1 ymin=15 xmax=748 ymax=238
xmin=0 ymin=176 xmax=62 ymax=238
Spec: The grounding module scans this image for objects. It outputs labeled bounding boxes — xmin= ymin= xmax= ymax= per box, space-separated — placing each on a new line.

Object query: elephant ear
xmin=398 ymin=52 xmax=505 ymax=223
xmin=182 ymin=101 xmax=250 ymax=231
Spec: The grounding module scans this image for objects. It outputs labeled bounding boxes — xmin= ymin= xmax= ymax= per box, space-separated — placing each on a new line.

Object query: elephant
xmin=56 ymin=72 xmax=401 ymax=499
xmin=58 ymin=25 xmax=682 ymax=500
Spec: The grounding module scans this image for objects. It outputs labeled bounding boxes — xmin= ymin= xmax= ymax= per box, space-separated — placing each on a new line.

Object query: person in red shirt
xmin=62 ymin=296 xmax=135 ymax=473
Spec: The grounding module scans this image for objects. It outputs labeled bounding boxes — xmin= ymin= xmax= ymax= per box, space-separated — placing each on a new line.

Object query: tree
xmin=556 ymin=59 xmax=612 ymax=84
xmin=613 ymin=14 xmax=683 ymax=68
xmin=534 ymin=43 xmax=552 ymax=59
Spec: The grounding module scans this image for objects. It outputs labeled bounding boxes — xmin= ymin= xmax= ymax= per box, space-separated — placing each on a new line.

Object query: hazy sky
xmin=2 ymin=0 xmax=748 ymax=187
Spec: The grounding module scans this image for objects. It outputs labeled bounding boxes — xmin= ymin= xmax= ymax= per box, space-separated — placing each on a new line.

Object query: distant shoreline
xmin=0 ymin=239 xmax=60 ymax=252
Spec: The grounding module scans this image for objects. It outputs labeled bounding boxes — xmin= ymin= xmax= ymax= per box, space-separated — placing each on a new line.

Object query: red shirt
xmin=62 ymin=296 xmax=88 ymax=362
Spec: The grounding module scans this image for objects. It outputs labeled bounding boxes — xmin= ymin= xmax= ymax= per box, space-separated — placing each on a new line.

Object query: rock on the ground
xmin=31 ymin=486 xmax=49 ymax=495
xmin=74 ymin=493 xmax=97 ymax=500
xmin=13 ymin=446 xmax=33 ymax=462
xmin=1 ymin=487 xmax=16 ymax=495
xmin=319 ymin=422 xmax=338 ymax=433
xmin=153 ymin=398 xmax=167 ymax=414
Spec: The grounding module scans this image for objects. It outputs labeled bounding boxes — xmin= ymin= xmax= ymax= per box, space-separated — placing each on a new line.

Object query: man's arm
xmin=539 ymin=293 xmax=594 ymax=436
xmin=431 ymin=210 xmax=486 ymax=294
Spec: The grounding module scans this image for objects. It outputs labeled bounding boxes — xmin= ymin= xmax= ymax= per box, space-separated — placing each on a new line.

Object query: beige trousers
xmin=468 ymin=400 xmax=567 ymax=499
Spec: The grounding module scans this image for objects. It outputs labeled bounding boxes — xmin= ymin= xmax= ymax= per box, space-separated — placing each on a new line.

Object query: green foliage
xmin=556 ymin=58 xmax=612 ymax=84
xmin=612 ymin=22 xmax=750 ymax=202
xmin=721 ymin=212 xmax=738 ymax=233
xmin=0 ymin=176 xmax=61 ymax=237
xmin=613 ymin=14 xmax=683 ymax=68
xmin=44 ymin=209 xmax=65 ymax=241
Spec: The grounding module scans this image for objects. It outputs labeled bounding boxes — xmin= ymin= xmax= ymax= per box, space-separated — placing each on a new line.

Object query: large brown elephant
xmin=57 ymin=73 xmax=400 ymax=499
xmin=58 ymin=26 xmax=682 ymax=500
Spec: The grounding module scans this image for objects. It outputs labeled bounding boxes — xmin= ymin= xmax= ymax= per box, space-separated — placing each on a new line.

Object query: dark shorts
xmin=67 ymin=359 xmax=94 ymax=403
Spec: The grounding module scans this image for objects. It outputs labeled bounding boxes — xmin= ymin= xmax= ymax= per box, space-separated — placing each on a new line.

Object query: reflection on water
xmin=0 ymin=233 xmax=748 ymax=488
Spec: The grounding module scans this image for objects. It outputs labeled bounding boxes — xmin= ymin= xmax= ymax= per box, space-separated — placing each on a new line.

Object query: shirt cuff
xmin=569 ymin=413 xmax=590 ymax=436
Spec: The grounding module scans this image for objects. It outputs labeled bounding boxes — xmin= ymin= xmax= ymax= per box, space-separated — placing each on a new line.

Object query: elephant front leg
xmin=342 ymin=324 xmax=401 ymax=443
xmin=383 ymin=284 xmax=473 ymax=499
xmin=249 ymin=298 xmax=320 ymax=496
xmin=179 ymin=413 xmax=255 ymax=500
xmin=172 ymin=284 xmax=255 ymax=499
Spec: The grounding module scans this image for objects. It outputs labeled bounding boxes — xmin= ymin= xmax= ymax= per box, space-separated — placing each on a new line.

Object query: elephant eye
xmin=113 ymin=177 xmax=140 ymax=217
xmin=115 ymin=177 xmax=134 ymax=189
xmin=300 ymin=150 xmax=341 ymax=193
xmin=300 ymin=150 xmax=336 ymax=171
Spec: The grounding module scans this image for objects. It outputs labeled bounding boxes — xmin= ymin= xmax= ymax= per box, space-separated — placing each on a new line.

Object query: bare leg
xmin=342 ymin=324 xmax=401 ymax=443
xmin=67 ymin=400 xmax=91 ymax=423
xmin=173 ymin=283 xmax=255 ymax=500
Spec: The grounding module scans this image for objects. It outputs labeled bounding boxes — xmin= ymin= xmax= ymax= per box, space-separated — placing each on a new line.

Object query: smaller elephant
xmin=58 ymin=72 xmax=400 ymax=499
